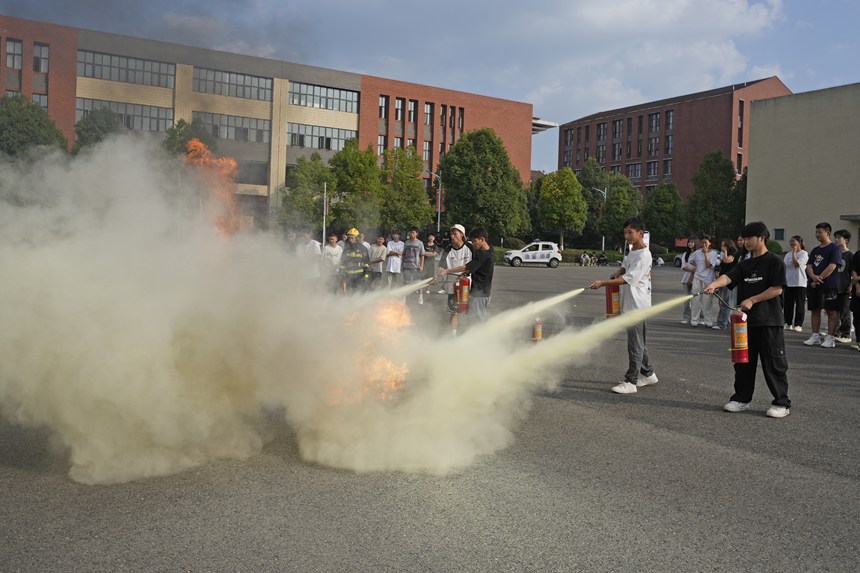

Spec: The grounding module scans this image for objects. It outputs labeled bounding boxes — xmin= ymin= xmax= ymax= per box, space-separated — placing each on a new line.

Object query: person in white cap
xmin=437 ymin=224 xmax=474 ymax=336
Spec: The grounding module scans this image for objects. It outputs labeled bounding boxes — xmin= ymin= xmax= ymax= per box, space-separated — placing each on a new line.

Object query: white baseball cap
xmin=450 ymin=224 xmax=466 ymax=236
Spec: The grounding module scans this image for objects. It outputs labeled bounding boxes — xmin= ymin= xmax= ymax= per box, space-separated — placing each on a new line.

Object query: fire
xmin=183 ymin=138 xmax=240 ymax=236
xmin=328 ymin=299 xmax=413 ymax=404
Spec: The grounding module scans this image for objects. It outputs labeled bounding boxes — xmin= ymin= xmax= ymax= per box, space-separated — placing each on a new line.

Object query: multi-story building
xmin=747 ymin=82 xmax=860 ymax=250
xmin=0 ymin=14 xmax=543 ymax=228
xmin=557 ymin=77 xmax=792 ymax=200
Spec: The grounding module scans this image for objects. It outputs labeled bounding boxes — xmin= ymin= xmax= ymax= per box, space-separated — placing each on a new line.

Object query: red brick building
xmin=557 ymin=77 xmax=792 ymax=200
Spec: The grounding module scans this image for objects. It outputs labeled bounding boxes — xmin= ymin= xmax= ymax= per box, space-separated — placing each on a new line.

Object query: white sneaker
xmin=680 ymin=320 xmax=689 ymax=325
xmin=437 ymin=289 xmax=446 ymax=294
xmin=611 ymin=381 xmax=638 ymax=394
xmin=766 ymin=406 xmax=790 ymax=418
xmin=792 ymin=326 xmax=803 ymax=332
xmin=803 ymin=333 xmax=822 ymax=346
xmin=724 ymin=401 xmax=750 ymax=413
xmin=636 ymin=372 xmax=658 ymax=387
xmin=821 ymin=335 xmax=836 ymax=348
xmin=834 ymin=336 xmax=852 ymax=344
xmin=690 ymin=321 xmax=699 ymax=327
xmin=783 ymin=324 xmax=790 ymax=330
xmin=418 ymin=294 xmax=424 ymax=305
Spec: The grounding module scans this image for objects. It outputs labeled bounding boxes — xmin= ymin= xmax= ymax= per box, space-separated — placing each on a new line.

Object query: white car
xmin=504 ymin=241 xmax=562 ymax=268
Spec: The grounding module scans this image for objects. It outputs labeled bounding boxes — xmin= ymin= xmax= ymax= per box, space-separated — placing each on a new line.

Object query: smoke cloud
xmin=0 ymin=135 xmax=685 ymax=484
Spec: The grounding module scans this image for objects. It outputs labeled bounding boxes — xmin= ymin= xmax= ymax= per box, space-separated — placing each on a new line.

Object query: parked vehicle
xmin=504 ymin=241 xmax=562 ymax=268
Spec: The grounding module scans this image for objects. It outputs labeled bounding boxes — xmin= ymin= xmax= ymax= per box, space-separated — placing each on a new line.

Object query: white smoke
xmin=0 ymin=135 xmax=684 ymax=484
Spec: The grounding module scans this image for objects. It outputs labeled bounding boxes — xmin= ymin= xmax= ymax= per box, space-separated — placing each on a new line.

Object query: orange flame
xmin=183 ymin=138 xmax=240 ymax=236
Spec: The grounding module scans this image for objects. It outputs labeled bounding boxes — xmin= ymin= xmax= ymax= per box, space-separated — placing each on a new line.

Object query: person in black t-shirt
xmin=464 ymin=227 xmax=495 ymax=322
xmin=704 ymin=221 xmax=791 ymax=418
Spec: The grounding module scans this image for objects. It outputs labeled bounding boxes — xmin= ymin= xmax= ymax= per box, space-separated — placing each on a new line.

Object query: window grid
xmin=288 ymin=81 xmax=358 ymax=113
xmin=6 ymin=39 xmax=23 ymax=69
xmin=423 ymin=141 xmax=431 ymax=162
xmin=31 ymin=93 xmax=48 ymax=110
xmin=395 ymin=98 xmax=404 ymax=121
xmin=665 ymin=109 xmax=674 ymax=131
xmin=193 ymin=111 xmax=271 ymax=144
xmin=627 ymin=163 xmax=642 ymax=179
xmin=424 ymin=103 xmax=433 ymax=125
xmin=287 ymin=123 xmax=356 ymax=152
xmin=596 ymin=122 xmax=607 ymax=142
xmin=664 ymin=134 xmax=673 ymax=155
xmin=663 ymin=159 xmax=673 ymax=177
xmin=648 ymin=136 xmax=659 ymax=157
xmin=646 ymin=160 xmax=659 ymax=178
xmin=193 ymin=67 xmax=271 ymax=101
xmin=648 ymin=112 xmax=660 ymax=133
xmin=33 ymin=43 xmax=49 ymax=73
xmin=378 ymin=135 xmax=387 ymax=156
xmin=408 ymin=100 xmax=417 ymax=123
xmin=379 ymin=95 xmax=388 ymax=119
xmin=76 ymin=98 xmax=173 ymax=132
xmin=78 ymin=50 xmax=175 ymax=89
xmin=612 ymin=119 xmax=623 ymax=139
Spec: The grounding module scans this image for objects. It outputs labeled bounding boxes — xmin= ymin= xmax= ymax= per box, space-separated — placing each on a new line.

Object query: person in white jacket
xmin=679 ymin=237 xmax=697 ymax=324
xmin=689 ymin=235 xmax=720 ymax=327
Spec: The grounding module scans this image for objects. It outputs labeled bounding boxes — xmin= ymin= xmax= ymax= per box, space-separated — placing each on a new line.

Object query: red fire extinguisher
xmin=605 ymin=283 xmax=620 ymax=318
xmin=454 ymin=275 xmax=470 ymax=314
xmin=532 ymin=317 xmax=543 ymax=342
xmin=729 ymin=311 xmax=749 ymax=363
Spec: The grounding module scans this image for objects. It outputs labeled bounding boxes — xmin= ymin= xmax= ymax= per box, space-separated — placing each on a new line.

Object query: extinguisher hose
xmin=692 ymin=291 xmax=739 ymax=312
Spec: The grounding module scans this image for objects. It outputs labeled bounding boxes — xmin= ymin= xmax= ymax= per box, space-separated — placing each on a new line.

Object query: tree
xmin=327 ymin=139 xmax=383 ymax=232
xmin=0 ymin=94 xmax=67 ymax=156
xmin=439 ymin=128 xmax=529 ymax=238
xmin=379 ymin=146 xmax=434 ymax=232
xmin=526 ymin=174 xmax=545 ymax=239
xmin=73 ymin=107 xmax=119 ymax=153
xmin=686 ymin=150 xmax=742 ymax=239
xmin=536 ymin=168 xmax=587 ymax=249
xmin=642 ymin=182 xmax=686 ymax=247
xmin=163 ymin=118 xmax=217 ymax=156
xmin=599 ymin=173 xmax=641 ymax=249
xmin=574 ymin=157 xmax=610 ymax=248
xmin=280 ymin=152 xmax=331 ymax=231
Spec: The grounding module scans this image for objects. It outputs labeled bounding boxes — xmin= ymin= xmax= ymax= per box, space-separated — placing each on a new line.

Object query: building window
xmin=663 ymin=159 xmax=672 ymax=177
xmin=379 ymin=95 xmax=389 ymax=118
xmin=584 ymin=125 xmax=590 ymax=143
xmin=288 ymin=82 xmax=358 ymax=113
xmin=664 ymin=134 xmax=673 ymax=155
xmin=627 ymin=163 xmax=641 ymax=179
xmin=76 ymin=98 xmax=173 ymax=132
xmin=665 ymin=109 xmax=674 ymax=130
xmin=194 ymin=111 xmax=271 ymax=143
xmin=774 ymin=228 xmax=785 ymax=241
xmin=612 ymin=119 xmax=623 ymax=139
xmin=407 ymin=139 xmax=415 ymax=151
xmin=648 ymin=112 xmax=660 ymax=133
xmin=564 ymin=128 xmax=573 ymax=147
xmin=563 ymin=149 xmax=572 ymax=167
xmin=6 ymin=39 xmax=23 ymax=69
xmin=31 ymin=93 xmax=48 ymax=110
xmin=407 ymin=100 xmax=416 ymax=123
xmin=395 ymin=98 xmax=404 ymax=121
xmin=440 ymin=105 xmax=447 ymax=127
xmin=78 ymin=50 xmax=176 ymax=89
xmin=596 ymin=122 xmax=607 ymax=142
xmin=286 ymin=123 xmax=356 ymax=151
xmin=596 ymin=144 xmax=606 ymax=163
xmin=648 ymin=136 xmax=659 ymax=157
xmin=393 ymin=136 xmax=402 ymax=148
xmin=378 ymin=135 xmax=387 ymax=155
xmin=737 ymin=100 xmax=745 ymax=148
xmin=613 ymin=143 xmax=623 ymax=161
xmin=458 ymin=107 xmax=464 ymax=131
xmin=192 ymin=67 xmax=271 ymax=101
xmin=646 ymin=160 xmax=659 ymax=178
xmin=576 ymin=149 xmax=581 ymax=162
xmin=236 ymin=160 xmax=270 ymax=185
xmin=626 ymin=142 xmax=631 ymax=159
xmin=33 ymin=43 xmax=50 ymax=73
xmin=449 ymin=106 xmax=455 ymax=128
xmin=637 ymin=139 xmax=642 ymax=157
xmin=576 ymin=126 xmax=582 ymax=143
xmin=610 ymin=165 xmax=622 ymax=175
xmin=423 ymin=140 xmax=431 ymax=162
xmin=424 ymin=102 xmax=433 ymax=125
xmin=736 ymin=153 xmax=743 ymax=175
xmin=637 ymin=115 xmax=643 ymax=135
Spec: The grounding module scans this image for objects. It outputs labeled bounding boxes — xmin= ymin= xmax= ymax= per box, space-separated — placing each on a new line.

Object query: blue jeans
xmin=470 ymin=296 xmax=490 ymax=322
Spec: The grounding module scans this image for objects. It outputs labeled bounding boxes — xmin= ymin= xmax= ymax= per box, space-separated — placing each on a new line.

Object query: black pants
xmin=732 ymin=326 xmax=790 ymax=407
xmin=836 ymin=293 xmax=852 ymax=337
xmin=783 ymin=286 xmax=806 ymax=327
xmin=852 ymin=295 xmax=860 ymax=341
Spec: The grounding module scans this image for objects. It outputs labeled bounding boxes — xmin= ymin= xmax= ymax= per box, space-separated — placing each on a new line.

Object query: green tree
xmin=642 ymin=182 xmax=686 ymax=247
xmin=599 ymin=173 xmax=641 ymax=249
xmin=280 ymin=152 xmax=331 ymax=231
xmin=379 ymin=146 xmax=434 ymax=232
xmin=439 ymin=128 xmax=529 ymax=238
xmin=536 ymin=168 xmax=587 ymax=249
xmin=0 ymin=94 xmax=67 ymax=156
xmin=72 ymin=107 xmax=119 ymax=153
xmin=730 ymin=167 xmax=748 ymax=236
xmin=686 ymin=150 xmax=741 ymax=239
xmin=163 ymin=118 xmax=217 ymax=155
xmin=328 ymin=139 xmax=383 ymax=232
xmin=574 ymin=157 xmax=610 ymax=248
xmin=526 ymin=174 xmax=545 ymax=239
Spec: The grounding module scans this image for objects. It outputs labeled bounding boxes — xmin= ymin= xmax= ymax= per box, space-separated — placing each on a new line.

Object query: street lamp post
xmin=592 ymin=187 xmax=608 ymax=252
xmin=427 ymin=171 xmax=443 ymax=233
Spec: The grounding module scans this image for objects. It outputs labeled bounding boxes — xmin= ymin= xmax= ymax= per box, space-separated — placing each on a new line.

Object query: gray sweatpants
xmin=625 ymin=321 xmax=654 ymax=383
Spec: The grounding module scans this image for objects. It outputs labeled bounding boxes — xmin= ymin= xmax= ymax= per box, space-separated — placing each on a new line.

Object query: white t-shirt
xmin=621 ymin=247 xmax=652 ymax=312
xmin=680 ymin=252 xmax=695 ymax=284
xmin=443 ymin=243 xmax=473 ymax=294
xmin=322 ymin=244 xmax=342 ymax=274
xmin=301 ymin=239 xmax=322 ymax=279
xmin=386 ymin=240 xmax=405 ymax=273
xmin=784 ymin=250 xmax=809 ymax=287
xmin=690 ymin=249 xmax=720 ymax=283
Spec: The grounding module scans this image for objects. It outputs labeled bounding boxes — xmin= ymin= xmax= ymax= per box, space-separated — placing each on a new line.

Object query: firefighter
xmin=339 ymin=228 xmax=370 ymax=294
xmin=704 ymin=221 xmax=791 ymax=418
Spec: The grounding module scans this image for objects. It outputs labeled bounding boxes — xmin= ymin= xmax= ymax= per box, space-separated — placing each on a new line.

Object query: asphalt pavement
xmin=2 ymin=264 xmax=858 ymax=572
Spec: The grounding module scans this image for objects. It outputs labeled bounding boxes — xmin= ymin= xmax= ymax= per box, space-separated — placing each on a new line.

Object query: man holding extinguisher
xmin=588 ymin=217 xmax=657 ymax=394
xmin=703 ymin=221 xmax=792 ymax=418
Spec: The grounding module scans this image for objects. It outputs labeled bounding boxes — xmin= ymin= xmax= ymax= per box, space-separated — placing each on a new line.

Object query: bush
xmin=767 ymin=240 xmax=783 ymax=254
xmin=649 ymin=243 xmax=669 ymax=255
xmin=504 ymin=237 xmax=526 ymax=250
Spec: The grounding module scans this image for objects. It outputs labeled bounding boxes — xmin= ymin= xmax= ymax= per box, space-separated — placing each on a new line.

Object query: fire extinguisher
xmin=455 ymin=275 xmax=471 ymax=314
xmin=605 ymin=283 xmax=620 ymax=318
xmin=532 ymin=317 xmax=543 ymax=342
xmin=729 ymin=311 xmax=749 ymax=363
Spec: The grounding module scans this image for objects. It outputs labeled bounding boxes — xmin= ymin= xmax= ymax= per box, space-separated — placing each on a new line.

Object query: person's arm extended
xmin=737 ymin=285 xmax=783 ymax=312
xmin=703 ymin=274 xmax=733 ymax=293
xmin=588 ymin=266 xmax=626 ymax=289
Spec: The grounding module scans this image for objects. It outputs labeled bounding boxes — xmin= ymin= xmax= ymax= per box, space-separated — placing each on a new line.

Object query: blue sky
xmin=4 ymin=0 xmax=858 ymax=172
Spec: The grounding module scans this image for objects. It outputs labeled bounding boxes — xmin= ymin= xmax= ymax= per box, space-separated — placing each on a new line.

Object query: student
xmin=436 ymin=224 xmax=474 ymax=336
xmin=833 ymin=229 xmax=853 ymax=343
xmin=588 ymin=217 xmax=657 ymax=394
xmin=804 ymin=222 xmax=841 ymax=348
xmin=679 ymin=237 xmax=697 ymax=324
xmin=689 ymin=235 xmax=720 ymax=327
xmin=704 ymin=221 xmax=791 ymax=418
xmin=783 ymin=235 xmax=808 ymax=332
xmin=438 ymin=227 xmax=494 ymax=322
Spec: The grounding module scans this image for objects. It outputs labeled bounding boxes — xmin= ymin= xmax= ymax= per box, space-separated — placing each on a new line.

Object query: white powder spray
xmin=0 ymin=136 xmax=688 ymax=483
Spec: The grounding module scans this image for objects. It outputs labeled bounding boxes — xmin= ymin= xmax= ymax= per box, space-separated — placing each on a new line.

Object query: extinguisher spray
xmin=605 ymin=283 xmax=621 ymax=318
